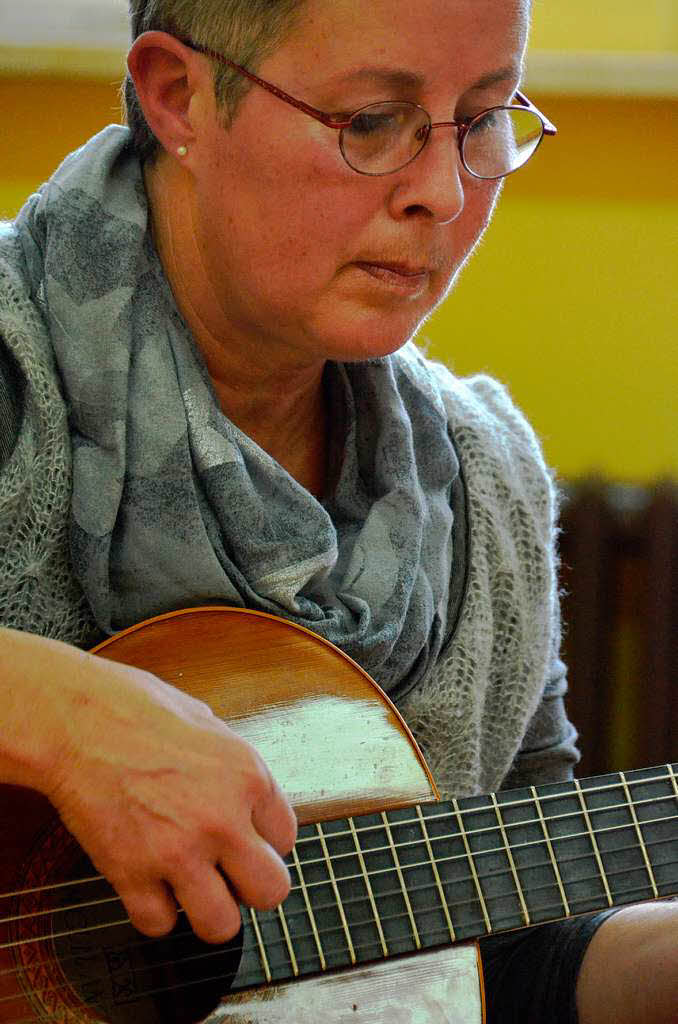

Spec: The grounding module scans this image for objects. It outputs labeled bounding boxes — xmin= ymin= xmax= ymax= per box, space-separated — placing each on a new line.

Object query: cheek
xmin=436 ymin=179 xmax=503 ymax=296
xmin=451 ymin=178 xmax=503 ymax=267
xmin=214 ymin=151 xmax=375 ymax=285
xmin=465 ymin=177 xmax=503 ymax=236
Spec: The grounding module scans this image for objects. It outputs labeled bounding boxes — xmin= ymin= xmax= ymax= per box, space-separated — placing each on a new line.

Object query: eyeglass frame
xmin=181 ymin=37 xmax=557 ymax=179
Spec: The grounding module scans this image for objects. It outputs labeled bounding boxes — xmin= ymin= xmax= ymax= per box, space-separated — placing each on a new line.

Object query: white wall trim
xmin=0 ymin=0 xmax=129 ymax=50
xmin=524 ymin=50 xmax=678 ymax=98
xmin=1 ymin=0 xmax=677 ymax=98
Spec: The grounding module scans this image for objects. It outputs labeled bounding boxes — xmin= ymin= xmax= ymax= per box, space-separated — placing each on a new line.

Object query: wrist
xmin=0 ymin=627 xmax=86 ymax=793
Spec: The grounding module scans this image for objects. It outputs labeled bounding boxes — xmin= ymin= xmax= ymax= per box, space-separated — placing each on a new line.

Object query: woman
xmin=0 ymin=1 xmax=676 ymax=1021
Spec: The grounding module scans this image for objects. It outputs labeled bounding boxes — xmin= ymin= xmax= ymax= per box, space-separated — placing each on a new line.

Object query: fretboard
xmin=233 ymin=763 xmax=678 ymax=990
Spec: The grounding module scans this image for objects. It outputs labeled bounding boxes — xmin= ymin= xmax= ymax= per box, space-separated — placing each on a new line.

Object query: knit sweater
xmin=0 ymin=216 xmax=578 ymax=800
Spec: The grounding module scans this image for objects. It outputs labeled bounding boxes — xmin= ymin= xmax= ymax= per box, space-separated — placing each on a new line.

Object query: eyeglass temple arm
xmin=184 ymin=40 xmax=351 ymax=129
xmin=515 ymin=89 xmax=557 ymax=136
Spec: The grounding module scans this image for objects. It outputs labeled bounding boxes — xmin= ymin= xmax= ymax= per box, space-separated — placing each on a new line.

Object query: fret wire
xmin=530 ymin=786 xmax=570 ymax=916
xmin=490 ymin=793 xmax=530 ymax=925
xmin=667 ymin=763 xmax=678 ymax=801
xmin=291 ymin=846 xmax=326 ymax=970
xmin=5 ymin=822 xmax=676 ymax=954
xmin=415 ymin=804 xmax=456 ymax=941
xmin=315 ymin=822 xmax=356 ymax=965
xmin=451 ymin=797 xmax=492 ymax=933
xmin=276 ymin=905 xmax=299 ymax=977
xmin=573 ymin=778 xmax=613 ymax=907
xmin=381 ymin=812 xmax=421 ymax=950
xmin=619 ymin=771 xmax=659 ymax=898
xmin=347 ymin=816 xmax=388 ymax=957
xmin=4 ymin=779 xmax=675 ymax=908
xmin=248 ymin=908 xmax=272 ymax=984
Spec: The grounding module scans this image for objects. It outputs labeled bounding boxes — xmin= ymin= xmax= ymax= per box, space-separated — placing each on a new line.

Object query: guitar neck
xmin=234 ymin=763 xmax=678 ymax=989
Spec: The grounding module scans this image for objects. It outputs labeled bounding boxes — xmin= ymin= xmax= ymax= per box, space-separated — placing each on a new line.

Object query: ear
xmin=126 ymin=31 xmax=210 ymax=156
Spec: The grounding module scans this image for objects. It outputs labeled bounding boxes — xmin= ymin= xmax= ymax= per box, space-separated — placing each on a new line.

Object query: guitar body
xmin=0 ymin=607 xmax=484 ymax=1024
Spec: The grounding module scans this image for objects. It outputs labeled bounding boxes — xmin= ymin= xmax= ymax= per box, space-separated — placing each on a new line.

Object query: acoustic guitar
xmin=1 ymin=607 xmax=676 ymax=1023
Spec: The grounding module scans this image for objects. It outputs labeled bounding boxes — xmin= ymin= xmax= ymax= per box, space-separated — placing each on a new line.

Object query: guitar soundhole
xmin=14 ymin=826 xmax=243 ymax=1024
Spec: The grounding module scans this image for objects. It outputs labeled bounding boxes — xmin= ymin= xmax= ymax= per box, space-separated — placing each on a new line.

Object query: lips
xmin=354 ymin=260 xmax=430 ymax=277
xmin=351 ymin=260 xmax=432 ymax=295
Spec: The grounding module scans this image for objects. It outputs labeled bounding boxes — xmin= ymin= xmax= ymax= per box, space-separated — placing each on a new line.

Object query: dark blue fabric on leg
xmin=478 ymin=910 xmax=621 ymax=1023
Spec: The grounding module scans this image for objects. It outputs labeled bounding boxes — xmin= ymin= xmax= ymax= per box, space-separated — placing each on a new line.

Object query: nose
xmin=387 ymin=124 xmax=466 ymax=225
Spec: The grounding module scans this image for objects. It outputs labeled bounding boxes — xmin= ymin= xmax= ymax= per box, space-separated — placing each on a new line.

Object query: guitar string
xmin=291 ymin=796 xmax=677 ymax=872
xmin=1 ymin=810 xmax=675 ymax=937
xmin=2 ymin=876 xmax=669 ymax=1024
xmin=2 ymin=805 xmax=676 ymax=938
xmin=1 ymin=826 xmax=675 ymax=990
xmin=2 ymin=831 xmax=675 ymax=974
xmin=0 ymin=770 xmax=672 ymax=901
xmin=0 ymin=865 xmax=671 ymax=1015
xmin=297 ymin=789 xmax=676 ymax=855
xmin=1 ymin=775 xmax=674 ymax=903
xmin=1 ymin=795 xmax=676 ymax=940
xmin=3 ymin=834 xmax=676 ymax=999
xmin=2 ymin=831 xmax=676 ymax=995
xmin=3 ymin=823 xmax=673 ymax=983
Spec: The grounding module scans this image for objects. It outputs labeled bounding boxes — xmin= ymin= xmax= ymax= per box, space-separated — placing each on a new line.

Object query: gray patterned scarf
xmin=15 ymin=126 xmax=459 ymax=694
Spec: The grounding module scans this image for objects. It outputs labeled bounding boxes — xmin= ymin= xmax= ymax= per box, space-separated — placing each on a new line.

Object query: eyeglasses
xmin=184 ymin=39 xmax=557 ymax=180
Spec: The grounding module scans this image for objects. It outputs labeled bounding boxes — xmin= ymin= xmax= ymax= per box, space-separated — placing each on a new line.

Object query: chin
xmin=317 ymin=300 xmax=435 ymax=364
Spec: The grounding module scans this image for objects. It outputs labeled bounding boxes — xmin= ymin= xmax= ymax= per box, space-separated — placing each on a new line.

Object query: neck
xmin=144 ymin=155 xmax=329 ymax=496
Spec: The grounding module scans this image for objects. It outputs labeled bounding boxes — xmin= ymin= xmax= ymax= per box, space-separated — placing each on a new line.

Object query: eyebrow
xmin=325 ymin=64 xmax=520 ymax=93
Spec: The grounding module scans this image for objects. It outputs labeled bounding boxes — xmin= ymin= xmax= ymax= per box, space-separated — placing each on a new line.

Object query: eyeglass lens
xmin=339 ymin=102 xmax=544 ymax=179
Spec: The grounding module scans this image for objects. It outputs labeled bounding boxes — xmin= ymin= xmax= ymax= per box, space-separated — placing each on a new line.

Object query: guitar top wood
xmin=0 ymin=607 xmax=485 ymax=1024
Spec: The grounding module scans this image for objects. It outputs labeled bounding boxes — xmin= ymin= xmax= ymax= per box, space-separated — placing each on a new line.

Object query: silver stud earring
xmin=177 ymin=145 xmax=188 ymax=157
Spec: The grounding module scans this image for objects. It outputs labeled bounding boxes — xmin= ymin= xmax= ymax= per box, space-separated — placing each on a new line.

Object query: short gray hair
xmin=124 ymin=0 xmax=304 ymax=162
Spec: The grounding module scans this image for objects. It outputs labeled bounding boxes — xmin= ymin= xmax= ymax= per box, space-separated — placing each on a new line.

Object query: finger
xmin=220 ymin=832 xmax=292 ymax=911
xmin=250 ymin=774 xmax=298 ymax=856
xmin=171 ymin=865 xmax=242 ymax=944
xmin=116 ymin=878 xmax=178 ymax=937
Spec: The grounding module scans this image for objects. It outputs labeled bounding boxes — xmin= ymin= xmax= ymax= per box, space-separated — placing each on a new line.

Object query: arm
xmin=500 ymin=654 xmax=580 ymax=789
xmin=0 ymin=625 xmax=296 ymax=942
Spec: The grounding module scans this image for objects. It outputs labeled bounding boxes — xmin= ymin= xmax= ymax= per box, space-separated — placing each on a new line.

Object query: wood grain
xmin=93 ymin=606 xmax=439 ymax=822
xmin=212 ymin=944 xmax=483 ymax=1024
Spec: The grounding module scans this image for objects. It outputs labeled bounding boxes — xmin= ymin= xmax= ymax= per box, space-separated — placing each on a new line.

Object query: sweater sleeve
xmin=500 ymin=653 xmax=580 ymax=789
xmin=0 ymin=335 xmax=24 ymax=472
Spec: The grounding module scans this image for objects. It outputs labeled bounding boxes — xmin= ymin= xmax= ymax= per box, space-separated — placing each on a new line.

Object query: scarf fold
xmin=15 ymin=125 xmax=459 ymax=693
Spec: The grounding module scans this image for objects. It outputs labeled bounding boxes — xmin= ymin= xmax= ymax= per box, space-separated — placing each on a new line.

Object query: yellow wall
xmin=423 ymin=94 xmax=678 ymax=482
xmin=529 ymin=0 xmax=678 ymax=52
xmin=1 ymin=74 xmax=676 ymax=483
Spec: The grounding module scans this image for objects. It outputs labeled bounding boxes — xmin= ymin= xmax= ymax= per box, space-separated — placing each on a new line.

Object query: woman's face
xmin=187 ymin=0 xmax=528 ymax=366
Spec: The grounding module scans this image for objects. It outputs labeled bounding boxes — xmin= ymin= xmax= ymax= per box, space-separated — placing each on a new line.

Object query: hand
xmin=43 ymin=651 xmax=297 ymax=944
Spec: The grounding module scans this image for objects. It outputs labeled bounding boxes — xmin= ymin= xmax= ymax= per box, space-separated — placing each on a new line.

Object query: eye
xmin=467 ymin=109 xmax=501 ymax=135
xmin=347 ymin=111 xmax=401 ymax=137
